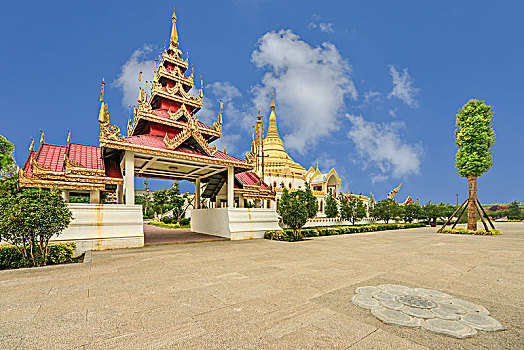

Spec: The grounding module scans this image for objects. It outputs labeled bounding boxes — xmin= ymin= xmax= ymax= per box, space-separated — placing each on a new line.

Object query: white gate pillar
xmin=124 ymin=150 xmax=135 ymax=205
xmin=227 ymin=166 xmax=234 ymax=208
xmin=195 ymin=178 xmax=201 ymax=209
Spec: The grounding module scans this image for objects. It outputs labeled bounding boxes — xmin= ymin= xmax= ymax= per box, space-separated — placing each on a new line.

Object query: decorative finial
xmin=164 ymin=40 xmax=167 ymax=51
xmin=169 ymin=5 xmax=179 ymax=50
xmin=29 ymin=138 xmax=34 ymax=152
xmin=223 ymin=146 xmax=227 ymax=153
xmin=98 ymin=101 xmax=106 ymax=123
xmin=67 ymin=130 xmax=71 ymax=145
xmin=270 ymin=93 xmax=275 ymax=110
xmin=220 ymin=98 xmax=223 ymax=111
xmin=39 ymin=130 xmax=45 ymax=144
xmin=138 ymin=71 xmax=142 ymax=82
xmin=100 ymin=78 xmax=106 ymax=102
xmin=316 ymin=161 xmax=319 ymax=171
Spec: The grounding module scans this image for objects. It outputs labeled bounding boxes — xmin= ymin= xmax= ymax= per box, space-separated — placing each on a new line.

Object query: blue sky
xmin=1 ymin=0 xmax=523 ymax=204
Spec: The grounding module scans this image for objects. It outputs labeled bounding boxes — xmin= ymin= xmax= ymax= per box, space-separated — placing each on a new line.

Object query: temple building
xmin=17 ymin=6 xmax=279 ymax=248
xmin=252 ymin=99 xmax=365 ymax=217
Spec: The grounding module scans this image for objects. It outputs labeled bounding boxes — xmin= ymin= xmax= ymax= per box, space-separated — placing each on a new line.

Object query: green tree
xmin=0 ymin=136 xmax=18 ymax=198
xmin=167 ymin=180 xmax=185 ymax=222
xmin=152 ymin=189 xmax=168 ymax=215
xmin=402 ymin=203 xmax=423 ymax=223
xmin=339 ymin=195 xmax=351 ymax=221
xmin=506 ymin=200 xmax=523 ymax=220
xmin=0 ymin=135 xmax=15 ymax=171
xmin=455 ymin=99 xmax=496 ymax=230
xmin=277 ymin=188 xmax=309 ymax=239
xmin=324 ymin=189 xmax=338 ymax=218
xmin=373 ymin=198 xmax=402 ymax=224
xmin=302 ymin=183 xmax=319 ymax=218
xmin=368 ymin=193 xmax=376 ymax=220
xmin=0 ymin=188 xmax=73 ymax=267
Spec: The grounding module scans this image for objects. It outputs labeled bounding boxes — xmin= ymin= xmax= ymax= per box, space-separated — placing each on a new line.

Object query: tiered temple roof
xmin=98 ymin=6 xmax=256 ymax=174
xmin=19 ymin=132 xmax=122 ymax=191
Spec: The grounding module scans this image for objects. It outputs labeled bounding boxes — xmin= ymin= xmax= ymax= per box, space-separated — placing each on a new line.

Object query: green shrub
xmin=0 ymin=243 xmax=76 ymax=270
xmin=179 ymin=218 xmax=190 ymax=226
xmin=265 ymin=223 xmax=426 ymax=241
xmin=162 ymin=216 xmax=173 ymax=224
xmin=438 ymin=228 xmax=501 ymax=235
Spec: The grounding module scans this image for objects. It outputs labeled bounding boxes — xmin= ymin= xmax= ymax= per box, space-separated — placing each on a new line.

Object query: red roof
xmin=23 ymin=151 xmax=37 ymax=174
xmin=38 ymin=144 xmax=68 ymax=172
xmin=68 ymin=143 xmax=103 ymax=170
xmin=235 ymin=171 xmax=269 ymax=190
xmin=152 ymin=109 xmax=211 ymax=129
xmin=22 ymin=142 xmax=121 ymax=179
xmin=125 ymin=134 xmax=243 ymax=162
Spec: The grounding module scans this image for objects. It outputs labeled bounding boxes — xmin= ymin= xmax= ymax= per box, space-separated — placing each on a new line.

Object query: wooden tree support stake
xmin=438 ymin=198 xmax=468 ymax=232
xmin=438 ymin=197 xmax=496 ymax=232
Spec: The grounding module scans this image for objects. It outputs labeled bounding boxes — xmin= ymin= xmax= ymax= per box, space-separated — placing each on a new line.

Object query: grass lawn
xmin=146 ymin=221 xmax=191 ymax=229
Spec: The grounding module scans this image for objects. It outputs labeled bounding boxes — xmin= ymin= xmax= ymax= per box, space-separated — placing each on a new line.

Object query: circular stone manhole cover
xmin=396 ymin=295 xmax=437 ymax=309
xmin=351 ymin=284 xmax=504 ymax=339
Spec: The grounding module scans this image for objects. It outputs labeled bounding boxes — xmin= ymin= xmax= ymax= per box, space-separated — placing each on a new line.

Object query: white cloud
xmin=346 ymin=114 xmax=422 ymax=182
xmin=388 ymin=108 xmax=397 ymax=117
xmin=309 ymin=22 xmax=335 ymax=33
xmin=387 ymin=65 xmax=419 ymax=107
xmin=315 ymin=153 xmax=336 ymax=170
xmin=114 ymin=44 xmax=156 ymax=108
xmin=251 ymin=29 xmax=357 ymax=152
xmin=199 ymin=82 xmax=253 ymax=153
xmin=363 ymin=90 xmax=382 ymax=103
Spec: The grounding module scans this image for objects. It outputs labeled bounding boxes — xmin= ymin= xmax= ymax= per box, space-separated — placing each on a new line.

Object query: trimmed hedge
xmin=179 ymin=218 xmax=190 ymax=226
xmin=0 ymin=243 xmax=76 ymax=270
xmin=162 ymin=216 xmax=173 ymax=224
xmin=265 ymin=223 xmax=426 ymax=242
xmin=438 ymin=228 xmax=501 ymax=235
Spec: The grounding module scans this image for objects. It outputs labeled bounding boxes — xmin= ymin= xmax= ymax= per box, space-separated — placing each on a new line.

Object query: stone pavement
xmin=143 ymin=224 xmax=227 ymax=245
xmin=0 ymin=223 xmax=523 ymax=349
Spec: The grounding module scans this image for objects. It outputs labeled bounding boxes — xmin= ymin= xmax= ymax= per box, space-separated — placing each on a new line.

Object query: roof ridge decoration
xmin=98 ymin=101 xmax=125 ymax=143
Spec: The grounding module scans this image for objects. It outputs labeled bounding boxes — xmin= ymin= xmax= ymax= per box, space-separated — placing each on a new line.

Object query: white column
xmin=89 ymin=190 xmax=100 ymax=204
xmin=195 ymin=178 xmax=201 ymax=209
xmin=116 ymin=185 xmax=123 ymax=204
xmin=239 ymin=194 xmax=244 ymax=208
xmin=227 ymin=166 xmax=234 ymax=208
xmin=62 ymin=190 xmax=69 ymax=203
xmin=124 ymin=150 xmax=135 ymax=205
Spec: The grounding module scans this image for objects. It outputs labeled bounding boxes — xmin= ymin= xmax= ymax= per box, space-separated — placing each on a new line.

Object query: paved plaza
xmin=1 ymin=223 xmax=523 ymax=349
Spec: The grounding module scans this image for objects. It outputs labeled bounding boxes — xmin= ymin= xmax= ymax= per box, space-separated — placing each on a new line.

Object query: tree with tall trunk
xmin=455 ymin=99 xmax=495 ymax=230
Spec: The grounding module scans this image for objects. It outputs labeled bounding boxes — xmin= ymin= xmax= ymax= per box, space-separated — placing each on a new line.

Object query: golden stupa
xmin=262 ymin=98 xmax=306 ymax=176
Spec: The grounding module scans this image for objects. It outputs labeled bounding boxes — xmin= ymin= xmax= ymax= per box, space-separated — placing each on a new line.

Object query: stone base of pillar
xmin=190 ymin=208 xmax=280 ymax=240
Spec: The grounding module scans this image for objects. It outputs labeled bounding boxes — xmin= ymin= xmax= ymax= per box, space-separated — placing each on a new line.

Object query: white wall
xmin=191 ymin=208 xmax=281 ymax=240
xmin=51 ymin=203 xmax=144 ymax=255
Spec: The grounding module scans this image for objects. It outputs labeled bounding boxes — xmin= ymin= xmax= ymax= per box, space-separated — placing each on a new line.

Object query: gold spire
xmin=169 ymin=5 xmax=179 ymax=51
xmin=67 ymin=130 xmax=71 ymax=145
xmin=316 ymin=161 xmax=319 ymax=171
xmin=39 ymin=130 xmax=45 ymax=144
xmin=266 ymin=96 xmax=279 ymax=139
xmin=29 ymin=138 xmax=34 ymax=152
xmin=199 ymin=76 xmax=204 ymax=98
xmin=100 ymin=78 xmax=105 ymax=102
xmin=220 ymin=98 xmax=223 ymax=111
xmin=138 ymin=71 xmax=142 ymax=82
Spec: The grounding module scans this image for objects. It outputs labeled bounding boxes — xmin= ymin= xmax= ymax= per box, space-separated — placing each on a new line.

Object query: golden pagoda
xmin=260 ymin=98 xmax=305 ymax=177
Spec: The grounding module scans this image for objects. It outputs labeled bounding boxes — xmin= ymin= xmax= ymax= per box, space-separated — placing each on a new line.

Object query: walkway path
xmin=143 ymin=224 xmax=226 ymax=245
xmin=0 ymin=223 xmax=522 ymax=349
